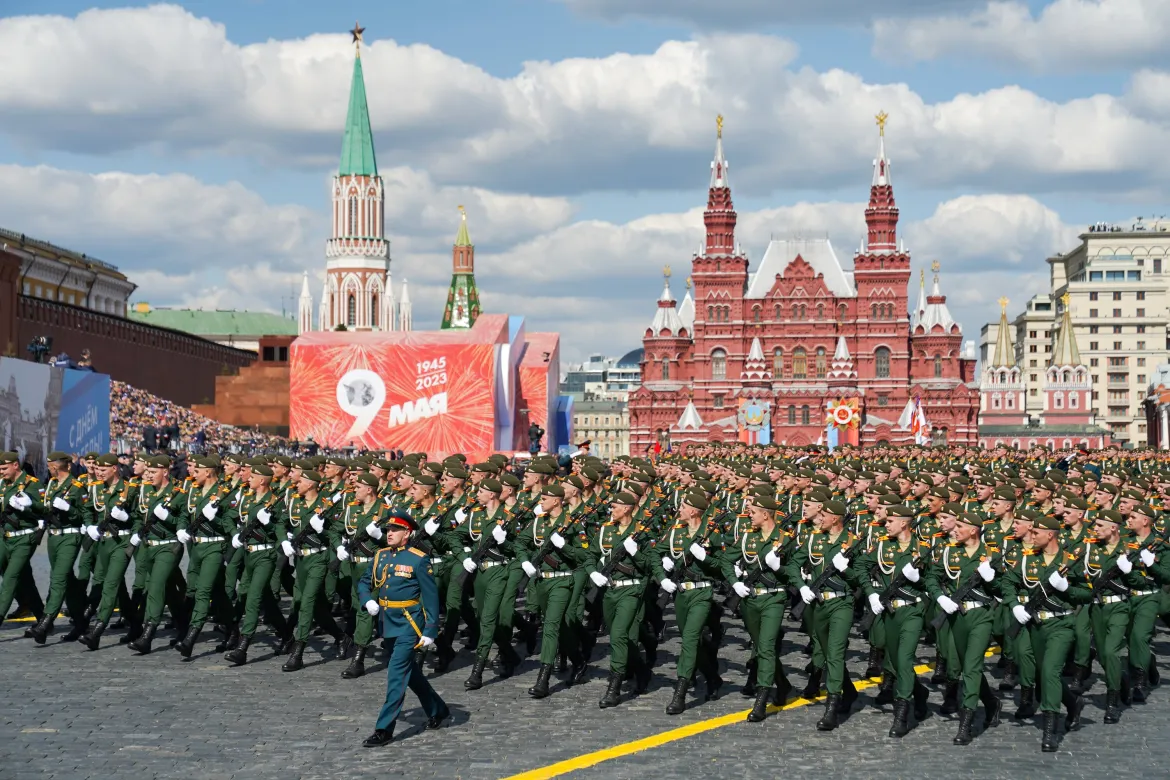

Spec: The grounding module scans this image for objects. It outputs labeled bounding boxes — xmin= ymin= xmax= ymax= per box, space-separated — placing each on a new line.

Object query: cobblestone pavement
xmin=1 ymin=550 xmax=1167 ymax=779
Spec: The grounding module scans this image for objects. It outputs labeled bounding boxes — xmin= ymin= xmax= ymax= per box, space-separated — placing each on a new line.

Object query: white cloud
xmin=873 ymin=0 xmax=1170 ymax=72
xmin=3 ymin=5 xmax=1170 ymax=199
xmin=556 ymin=0 xmax=985 ymax=27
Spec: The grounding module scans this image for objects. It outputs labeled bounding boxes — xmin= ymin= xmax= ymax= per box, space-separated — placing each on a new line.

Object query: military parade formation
xmin=1 ymin=443 xmax=1169 ymax=752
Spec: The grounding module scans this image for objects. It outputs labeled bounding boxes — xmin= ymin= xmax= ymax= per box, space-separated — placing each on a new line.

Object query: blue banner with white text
xmin=54 ymin=369 xmax=110 ymax=455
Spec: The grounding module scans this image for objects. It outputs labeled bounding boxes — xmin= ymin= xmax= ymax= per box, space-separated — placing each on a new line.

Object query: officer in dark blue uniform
xmin=358 ymin=511 xmax=450 ymax=747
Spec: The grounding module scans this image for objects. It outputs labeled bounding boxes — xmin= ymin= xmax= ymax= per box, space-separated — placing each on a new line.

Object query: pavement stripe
xmin=503 ymin=647 xmax=1001 ymax=780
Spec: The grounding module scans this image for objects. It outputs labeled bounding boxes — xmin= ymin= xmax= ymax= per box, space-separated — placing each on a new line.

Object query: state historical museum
xmin=628 ymin=115 xmax=980 ymax=452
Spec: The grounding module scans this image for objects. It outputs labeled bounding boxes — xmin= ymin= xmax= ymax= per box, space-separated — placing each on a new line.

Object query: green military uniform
xmin=337 ymin=491 xmax=390 ymax=677
xmin=176 ymin=462 xmax=238 ymax=657
xmin=283 ymin=479 xmax=342 ymax=667
xmin=29 ymin=459 xmax=88 ymax=641
xmin=81 ymin=463 xmax=136 ymax=649
xmin=225 ymin=473 xmax=288 ymax=664
xmin=127 ymin=461 xmax=188 ymax=650
xmin=0 ymin=454 xmax=45 ymax=626
xmin=461 ymin=486 xmax=523 ymax=689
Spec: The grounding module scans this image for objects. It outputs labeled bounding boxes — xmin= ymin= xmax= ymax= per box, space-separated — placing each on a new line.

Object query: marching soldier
xmin=175 ymin=456 xmax=237 ymax=658
xmin=28 ymin=452 xmax=88 ymax=643
xmin=125 ymin=455 xmax=187 ymax=654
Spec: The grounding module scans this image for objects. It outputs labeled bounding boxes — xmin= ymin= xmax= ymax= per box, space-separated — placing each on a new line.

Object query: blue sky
xmin=1 ymin=1 xmax=1167 ymax=361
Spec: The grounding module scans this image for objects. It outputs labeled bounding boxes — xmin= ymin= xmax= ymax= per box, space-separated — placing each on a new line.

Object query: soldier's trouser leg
xmin=499 ymin=563 xmax=524 ymax=630
xmin=1072 ymin=606 xmax=1092 ymax=667
xmin=142 ymin=544 xmax=180 ymax=624
xmin=742 ymin=595 xmax=761 ymax=669
xmin=96 ymin=539 xmax=132 ymax=623
xmin=268 ymin=558 xmax=284 ymax=599
xmin=1090 ymin=601 xmax=1130 ymax=691
xmin=812 ymin=597 xmax=853 ymax=695
xmin=888 ymin=603 xmax=926 ymax=700
xmin=187 ymin=543 xmax=225 ymax=627
xmin=1031 ymin=615 xmax=1075 ymax=713
xmin=84 ymin=539 xmax=109 ymax=610
xmin=804 ymin=607 xmax=824 ymax=669
xmin=0 ymin=535 xmax=37 ymax=618
xmin=374 ymin=634 xmax=446 ymax=732
xmin=165 ymin=558 xmax=186 ymax=619
xmin=473 ymin=565 xmax=508 ymax=662
xmin=77 ymin=542 xmax=97 ymax=582
xmin=536 ymin=577 xmax=574 ymax=666
xmin=568 ymin=569 xmax=586 ymax=639
xmin=674 ymin=587 xmax=713 ymax=681
xmin=16 ymin=564 xmax=43 ymax=617
xmin=294 ymin=552 xmax=329 ymax=642
xmin=950 ymin=606 xmax=993 ymax=709
xmin=1128 ymin=593 xmax=1160 ymax=676
xmin=936 ymin=609 xmax=961 ymax=681
xmin=603 ymin=587 xmax=643 ymax=676
xmin=349 ymin=560 xmax=376 ymax=646
xmin=1015 ymin=616 xmax=1037 ymax=688
xmin=745 ymin=595 xmax=785 ymax=687
xmin=223 ymin=552 xmax=243 ymax=606
xmin=324 ymin=560 xmax=338 ymax=604
xmin=870 ymin=616 xmax=892 ymax=678
xmin=131 ymin=543 xmax=149 ymax=595
xmin=240 ymin=550 xmax=277 ymax=637
xmin=45 ymin=533 xmax=83 ymax=618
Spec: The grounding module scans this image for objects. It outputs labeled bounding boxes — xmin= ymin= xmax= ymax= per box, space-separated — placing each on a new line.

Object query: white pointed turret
xmin=920 ymin=263 xmax=957 ymax=333
xmin=298 ymin=271 xmax=313 ymax=334
xmin=676 ymin=400 xmax=705 ymax=431
xmin=677 ymin=278 xmax=695 ymax=333
xmin=398 ymin=278 xmax=412 ymax=331
xmin=742 ymin=336 xmax=771 ymax=381
xmin=383 ymin=272 xmax=396 ymax=331
xmin=710 ymin=115 xmax=729 ymax=189
xmin=910 ymin=268 xmax=926 ymax=329
xmin=649 ymin=272 xmax=684 ymax=336
xmin=872 ymin=119 xmax=891 ymax=187
xmin=828 ymin=336 xmax=857 ymax=381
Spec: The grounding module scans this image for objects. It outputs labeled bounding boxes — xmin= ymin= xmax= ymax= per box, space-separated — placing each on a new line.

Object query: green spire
xmin=339 ymin=53 xmax=378 ymax=177
xmin=455 ymin=205 xmax=472 ymax=247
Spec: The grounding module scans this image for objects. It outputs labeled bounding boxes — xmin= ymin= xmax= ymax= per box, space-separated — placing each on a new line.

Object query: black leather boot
xmin=953 ymin=707 xmax=975 ymax=745
xmin=465 ymin=656 xmax=488 ymax=690
xmin=177 ymin=623 xmax=202 ymax=659
xmin=1068 ymin=663 xmax=1090 ymax=695
xmin=939 ymin=681 xmax=959 ymax=716
xmin=741 ymin=658 xmax=758 ymax=698
xmin=29 ymin=615 xmax=53 ymax=645
xmin=1040 ymin=711 xmax=1059 ymax=752
xmin=1062 ymin=684 xmax=1084 ymax=731
xmin=801 ymin=667 xmax=823 ymax=699
xmin=980 ymin=675 xmax=1002 ymax=727
xmin=746 ymin=687 xmax=771 ymax=722
xmin=599 ymin=671 xmax=623 ymax=709
xmin=888 ymin=698 xmax=910 ymax=738
xmin=225 ymin=634 xmax=251 ymax=666
xmin=1132 ymin=667 xmax=1149 ymax=703
xmin=79 ymin=621 xmax=107 ymax=651
xmin=1015 ymin=685 xmax=1037 ymax=720
xmin=874 ymin=675 xmax=895 ymax=706
xmin=215 ymin=625 xmax=240 ymax=653
xmin=816 ymin=694 xmax=841 ymax=731
xmin=528 ymin=663 xmax=553 ymax=699
xmin=913 ymin=679 xmax=930 ymax=721
xmin=865 ymin=646 xmax=884 ymax=679
xmin=129 ymin=621 xmax=158 ymax=655
xmin=930 ymin=656 xmax=947 ymax=685
xmin=281 ymin=640 xmax=306 ymax=671
xmin=665 ymin=677 xmax=688 ymax=715
xmin=341 ymin=645 xmax=368 ymax=679
xmin=774 ymin=675 xmax=792 ymax=706
xmin=61 ymin=619 xmax=88 ymax=643
xmin=999 ymin=660 xmax=1018 ymax=690
xmin=1103 ymin=689 xmax=1122 ymax=724
xmin=837 ymin=672 xmax=858 ymax=714
xmin=631 ymin=652 xmax=652 ymax=695
xmin=1148 ymin=657 xmax=1160 ymax=686
xmin=363 ymin=726 xmax=394 ymax=748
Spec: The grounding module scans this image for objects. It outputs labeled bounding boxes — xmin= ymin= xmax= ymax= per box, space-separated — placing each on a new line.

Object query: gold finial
xmin=1061 ymin=292 xmax=1070 ymax=307
xmin=351 ymin=21 xmax=365 ymax=55
xmin=716 ymin=114 xmax=723 ymax=138
xmin=998 ymin=296 xmax=1009 ymax=313
xmin=875 ymin=110 xmax=888 ymax=136
xmin=931 ymin=260 xmax=940 ymax=274
xmin=919 ymin=268 xmax=925 ymax=285
xmin=458 ymin=204 xmax=466 ymax=219
xmin=685 ymin=276 xmax=692 ymax=290
xmin=663 ymin=265 xmax=671 ymax=279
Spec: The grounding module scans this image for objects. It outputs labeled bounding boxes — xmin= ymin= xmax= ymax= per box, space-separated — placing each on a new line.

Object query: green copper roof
xmin=128 ymin=307 xmax=299 ymax=337
xmin=339 ymin=55 xmax=378 ymax=177
xmin=455 ymin=213 xmax=472 ymax=247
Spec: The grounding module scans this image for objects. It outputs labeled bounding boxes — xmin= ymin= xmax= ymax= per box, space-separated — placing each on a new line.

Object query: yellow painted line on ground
xmin=503 ymin=646 xmax=1002 ymax=780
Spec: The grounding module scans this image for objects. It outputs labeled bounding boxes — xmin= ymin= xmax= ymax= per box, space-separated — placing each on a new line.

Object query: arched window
xmin=934 ymin=354 xmax=943 ymax=378
xmin=1054 ymin=391 xmax=1064 ymax=409
xmin=753 ymin=305 xmax=761 ymax=323
xmin=875 ymin=347 xmax=890 ymax=378
xmin=816 ymin=303 xmax=825 ymax=320
xmin=838 ymin=304 xmax=847 ymax=321
xmin=774 ymin=304 xmax=781 ymax=320
xmin=799 ymin=304 xmax=807 ymax=320
xmin=347 ymin=293 xmax=357 ymax=327
xmin=801 ymin=405 xmax=810 ymax=425
xmin=349 ymin=196 xmax=358 ymax=235
xmin=815 ymin=347 xmax=827 ymax=378
xmin=992 ymin=393 xmax=1001 ymax=409
xmin=1069 ymin=392 xmax=1079 ymax=409
xmin=1006 ymin=394 xmax=1015 ymax=409
xmin=871 ymin=303 xmax=878 ymax=320
xmin=788 ymin=405 xmax=796 ymax=425
xmin=661 ymin=359 xmax=669 ymax=380
xmin=792 ymin=304 xmax=801 ymax=320
xmin=773 ymin=348 xmax=784 ymax=377
xmin=707 ymin=305 xmax=714 ymax=321
xmin=371 ymin=293 xmax=379 ymax=327
xmin=792 ymin=348 xmax=807 ymax=379
xmin=711 ymin=349 xmax=727 ymax=380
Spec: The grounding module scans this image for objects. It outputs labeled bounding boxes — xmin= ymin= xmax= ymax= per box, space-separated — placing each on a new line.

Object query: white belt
xmin=431 ymin=557 xmax=445 ymax=565
xmin=543 ymin=571 xmax=574 ymax=579
xmin=680 ymin=581 xmax=712 ymax=590
xmin=613 ymin=579 xmax=643 ymax=588
xmin=352 ymin=556 xmax=373 ymax=564
xmin=194 ymin=536 xmax=224 ymax=543
xmin=1099 ymin=595 xmax=1126 ymax=604
xmin=299 ymin=547 xmax=325 ymax=556
xmin=4 ymin=528 xmax=36 ymax=538
xmin=820 ymin=591 xmax=847 ymax=600
xmin=891 ymin=597 xmax=923 ymax=608
xmin=753 ymin=586 xmax=785 ymax=596
xmin=1131 ymin=589 xmax=1158 ymax=597
xmin=49 ymin=528 xmax=82 ymax=536
xmin=145 ymin=539 xmax=174 ymax=546
xmin=959 ymin=601 xmax=984 ymax=611
xmin=479 ymin=560 xmax=506 ymax=570
xmin=1035 ymin=609 xmax=1071 ymax=621
xmin=247 ymin=543 xmax=274 ymax=552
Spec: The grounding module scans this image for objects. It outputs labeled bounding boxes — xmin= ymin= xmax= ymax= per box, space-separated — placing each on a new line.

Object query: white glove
xmin=1012 ymin=604 xmax=1031 ymax=625
xmin=462 ymin=557 xmax=477 ymax=573
xmin=177 ymin=529 xmax=191 ymax=543
xmin=8 ymin=494 xmax=22 ymax=509
xmin=937 ymin=595 xmax=959 ymax=614
xmin=153 ymin=504 xmax=169 ymax=521
xmin=231 ymin=534 xmax=243 ymax=549
xmin=689 ymin=543 xmax=706 ymax=561
xmin=310 ymin=514 xmax=324 ymax=533
xmin=765 ymin=549 xmax=782 ymax=571
xmin=130 ymin=533 xmax=141 ymax=546
xmin=417 ymin=635 xmax=435 ymax=649
xmin=799 ymin=585 xmax=815 ymax=604
xmin=901 ymin=562 xmax=921 ymax=582
xmin=281 ymin=541 xmax=295 ymax=558
xmin=86 ymin=525 xmax=100 ymax=541
xmin=661 ymin=556 xmax=675 ymax=572
xmin=590 ymin=571 xmax=608 ymax=587
xmin=424 ymin=518 xmax=441 ymax=537
xmin=522 ymin=561 xmax=538 ymax=578
xmin=660 ymin=579 xmax=678 ymax=594
xmin=733 ymin=562 xmax=743 ymax=577
xmin=336 ymin=545 xmax=349 ymax=561
xmin=868 ymin=593 xmax=884 ymax=615
xmin=733 ymin=582 xmax=751 ymax=598
xmin=1048 ymin=570 xmax=1069 ymax=592
xmin=832 ymin=552 xmax=849 ymax=572
xmin=1117 ymin=555 xmax=1133 ymax=575
xmin=15 ymin=492 xmax=30 ymax=509
xmin=492 ymin=524 xmax=506 ymax=544
xmin=977 ymin=561 xmax=995 ymax=582
xmin=37 ymin=518 xmax=45 ymax=530
xmin=623 ymin=536 xmax=638 ymax=556
xmin=1141 ymin=549 xmax=1156 ymax=567
xmin=455 ymin=508 xmax=467 ymax=524
xmin=364 ymin=600 xmax=379 ymax=616
xmin=52 ymin=496 xmax=70 ymax=511
xmin=257 ymin=508 xmax=271 ymax=525
xmin=534 ymin=505 xmax=546 ymax=516
xmin=111 ymin=506 xmax=129 ymax=522
xmin=332 ymin=492 xmax=342 ymax=503
xmin=550 ymin=532 xmax=565 ymax=549
xmin=202 ymin=503 xmax=217 ymax=520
